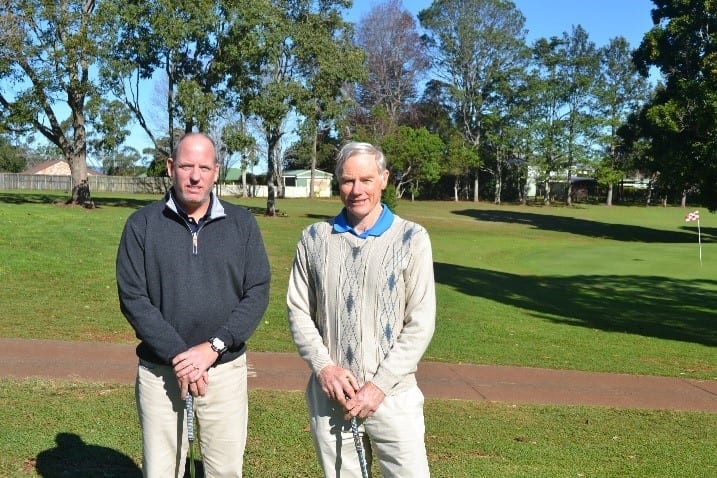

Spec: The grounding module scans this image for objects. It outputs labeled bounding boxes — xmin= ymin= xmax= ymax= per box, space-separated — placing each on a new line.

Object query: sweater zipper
xmin=181 ymin=220 xmax=206 ymax=256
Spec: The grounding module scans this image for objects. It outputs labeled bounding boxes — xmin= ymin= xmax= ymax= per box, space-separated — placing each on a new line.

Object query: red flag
xmin=685 ymin=210 xmax=700 ymax=222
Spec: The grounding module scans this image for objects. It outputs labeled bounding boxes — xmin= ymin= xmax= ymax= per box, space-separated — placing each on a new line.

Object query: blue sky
xmin=351 ymin=0 xmax=656 ymax=48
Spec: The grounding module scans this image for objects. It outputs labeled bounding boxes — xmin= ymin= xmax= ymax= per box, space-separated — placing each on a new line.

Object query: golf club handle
xmin=185 ymin=395 xmax=195 ymax=442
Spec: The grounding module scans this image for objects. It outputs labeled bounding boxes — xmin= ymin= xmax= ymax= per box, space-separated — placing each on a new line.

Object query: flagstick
xmin=697 ymin=219 xmax=702 ymax=267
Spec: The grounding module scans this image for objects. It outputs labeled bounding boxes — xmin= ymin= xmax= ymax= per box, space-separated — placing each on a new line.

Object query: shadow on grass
xmin=35 ymin=433 xmax=141 ymax=477
xmin=0 ymin=191 xmax=157 ymax=210
xmin=435 ymin=262 xmax=717 ymax=347
xmin=452 ymin=208 xmax=716 ymax=243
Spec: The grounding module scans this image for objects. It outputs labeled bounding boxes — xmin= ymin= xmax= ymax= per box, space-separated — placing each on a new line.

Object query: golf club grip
xmin=185 ymin=395 xmax=195 ymax=442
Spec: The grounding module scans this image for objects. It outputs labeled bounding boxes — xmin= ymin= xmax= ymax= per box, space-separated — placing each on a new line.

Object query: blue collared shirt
xmin=333 ymin=204 xmax=394 ymax=238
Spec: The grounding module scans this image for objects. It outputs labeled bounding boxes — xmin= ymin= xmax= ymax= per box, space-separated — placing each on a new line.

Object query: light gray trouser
xmin=136 ymin=354 xmax=248 ymax=478
xmin=306 ymin=375 xmax=430 ymax=477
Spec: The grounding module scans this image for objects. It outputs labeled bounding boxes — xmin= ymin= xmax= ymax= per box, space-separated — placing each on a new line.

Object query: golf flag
xmin=685 ymin=210 xmax=700 ymax=222
xmin=684 ymin=210 xmax=702 ymax=266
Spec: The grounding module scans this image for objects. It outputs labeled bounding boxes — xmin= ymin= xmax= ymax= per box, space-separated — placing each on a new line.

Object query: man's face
xmin=338 ymin=152 xmax=388 ymax=227
xmin=167 ymin=136 xmax=219 ymax=214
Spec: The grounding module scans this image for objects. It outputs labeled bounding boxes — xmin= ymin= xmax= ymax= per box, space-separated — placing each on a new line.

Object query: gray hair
xmin=334 ymin=142 xmax=387 ymax=178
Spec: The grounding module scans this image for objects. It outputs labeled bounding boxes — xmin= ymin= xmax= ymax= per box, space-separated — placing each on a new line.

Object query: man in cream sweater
xmin=287 ymin=142 xmax=436 ymax=477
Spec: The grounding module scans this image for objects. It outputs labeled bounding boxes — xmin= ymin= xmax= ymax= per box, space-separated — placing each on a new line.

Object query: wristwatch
xmin=209 ymin=337 xmax=228 ymax=356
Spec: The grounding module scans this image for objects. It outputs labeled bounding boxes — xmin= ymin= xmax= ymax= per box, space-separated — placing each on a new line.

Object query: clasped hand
xmin=318 ymin=365 xmax=385 ymax=420
xmin=172 ymin=342 xmax=216 ymax=399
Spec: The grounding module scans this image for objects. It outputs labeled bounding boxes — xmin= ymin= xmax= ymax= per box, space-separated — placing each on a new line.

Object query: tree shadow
xmin=0 ymin=191 xmax=157 ymax=210
xmin=434 ymin=262 xmax=717 ymax=347
xmin=0 ymin=192 xmax=66 ymax=204
xmin=452 ymin=208 xmax=716 ymax=243
xmin=35 ymin=432 xmax=141 ymax=477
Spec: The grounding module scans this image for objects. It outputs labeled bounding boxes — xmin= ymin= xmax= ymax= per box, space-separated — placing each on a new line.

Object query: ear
xmin=380 ymin=169 xmax=390 ymax=190
xmin=212 ymin=163 xmax=220 ymax=184
xmin=166 ymin=157 xmax=175 ymax=178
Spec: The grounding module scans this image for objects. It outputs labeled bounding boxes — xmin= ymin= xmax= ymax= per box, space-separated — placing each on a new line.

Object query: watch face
xmin=212 ymin=338 xmax=225 ymax=350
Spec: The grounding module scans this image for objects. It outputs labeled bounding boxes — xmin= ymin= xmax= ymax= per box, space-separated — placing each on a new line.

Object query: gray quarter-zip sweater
xmin=116 ymin=190 xmax=270 ymax=365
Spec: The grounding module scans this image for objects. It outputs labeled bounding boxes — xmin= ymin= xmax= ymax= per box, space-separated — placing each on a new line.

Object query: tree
xmin=97 ymin=0 xmax=228 ymax=158
xmin=294 ymin=5 xmax=365 ymax=199
xmin=222 ymin=0 xmax=355 ymax=215
xmin=443 ymin=133 xmax=481 ymax=201
xmin=595 ymin=36 xmax=651 ymax=206
xmin=381 ymin=126 xmax=444 ymax=200
xmin=221 ymin=119 xmax=257 ymax=198
xmin=101 ymin=146 xmax=142 ymax=176
xmin=419 ymin=0 xmax=527 ymax=202
xmin=353 ymin=0 xmax=429 ymax=140
xmin=0 ymin=0 xmax=130 ymax=205
xmin=0 ymin=135 xmax=26 ymax=172
xmin=558 ymin=26 xmax=601 ymax=206
xmin=528 ymin=37 xmax=570 ymax=204
xmin=632 ymin=0 xmax=717 ymax=211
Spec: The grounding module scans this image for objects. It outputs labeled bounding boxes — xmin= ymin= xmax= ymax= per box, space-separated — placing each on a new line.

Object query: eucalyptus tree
xmin=97 ymin=0 xmax=228 ymax=158
xmin=0 ymin=0 xmax=130 ymax=205
xmin=595 ymin=36 xmax=651 ymax=206
xmin=632 ymin=0 xmax=717 ymax=211
xmin=353 ymin=0 xmax=430 ymax=141
xmin=419 ymin=0 xmax=527 ymax=202
xmin=557 ymin=26 xmax=602 ymax=206
xmin=294 ymin=5 xmax=365 ymax=199
xmin=221 ymin=119 xmax=257 ymax=198
xmin=222 ymin=0 xmax=355 ymax=215
xmin=527 ymin=26 xmax=607 ymax=206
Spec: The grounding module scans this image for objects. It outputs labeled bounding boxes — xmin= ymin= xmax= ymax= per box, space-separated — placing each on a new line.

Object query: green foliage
xmin=381 ymin=126 xmax=444 ymax=199
xmin=0 ymin=0 xmax=133 ymax=202
xmin=0 ymin=136 xmax=26 ymax=172
xmin=381 ymin=182 xmax=398 ymax=211
xmin=631 ymin=0 xmax=717 ymax=211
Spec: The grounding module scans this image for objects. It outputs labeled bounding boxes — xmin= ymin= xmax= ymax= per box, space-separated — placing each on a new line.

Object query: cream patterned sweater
xmin=287 ymin=214 xmax=436 ymax=395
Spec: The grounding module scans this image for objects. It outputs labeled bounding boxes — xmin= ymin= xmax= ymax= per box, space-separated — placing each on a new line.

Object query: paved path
xmin=2 ymin=338 xmax=716 ymax=413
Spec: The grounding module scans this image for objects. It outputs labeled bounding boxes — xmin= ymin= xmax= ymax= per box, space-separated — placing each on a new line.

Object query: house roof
xmin=22 ymin=159 xmax=103 ymax=176
xmin=283 ymin=169 xmax=333 ymax=178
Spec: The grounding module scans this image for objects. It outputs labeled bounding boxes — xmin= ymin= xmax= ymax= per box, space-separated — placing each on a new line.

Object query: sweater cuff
xmin=370 ymin=368 xmax=400 ymax=395
xmin=310 ymin=353 xmax=334 ymax=377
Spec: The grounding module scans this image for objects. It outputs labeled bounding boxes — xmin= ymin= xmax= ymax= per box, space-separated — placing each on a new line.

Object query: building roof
xmin=22 ymin=159 xmax=103 ymax=176
xmin=282 ymin=169 xmax=333 ymax=178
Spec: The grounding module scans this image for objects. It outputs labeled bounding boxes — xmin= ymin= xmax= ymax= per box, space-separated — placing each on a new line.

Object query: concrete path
xmin=1 ymin=338 xmax=716 ymax=413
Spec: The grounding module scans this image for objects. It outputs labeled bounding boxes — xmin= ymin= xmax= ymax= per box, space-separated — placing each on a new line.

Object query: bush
xmin=382 ymin=182 xmax=398 ymax=211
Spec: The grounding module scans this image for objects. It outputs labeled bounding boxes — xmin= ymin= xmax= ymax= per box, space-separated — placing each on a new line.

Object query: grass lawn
xmin=1 ymin=190 xmax=714 ymax=378
xmin=0 ymin=190 xmax=715 ymax=476
xmin=1 ymin=378 xmax=715 ymax=478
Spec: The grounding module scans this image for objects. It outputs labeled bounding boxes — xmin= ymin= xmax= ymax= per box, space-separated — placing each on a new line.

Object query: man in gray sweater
xmin=287 ymin=142 xmax=436 ymax=477
xmin=116 ymin=133 xmax=270 ymax=477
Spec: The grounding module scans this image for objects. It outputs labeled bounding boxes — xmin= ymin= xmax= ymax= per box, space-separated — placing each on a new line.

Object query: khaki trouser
xmin=136 ymin=354 xmax=248 ymax=478
xmin=306 ymin=375 xmax=430 ymax=478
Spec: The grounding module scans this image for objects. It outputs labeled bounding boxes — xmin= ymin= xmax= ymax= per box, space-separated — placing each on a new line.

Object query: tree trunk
xmin=265 ymin=131 xmax=281 ymax=216
xmin=309 ymin=131 xmax=317 ymax=199
xmin=606 ymin=183 xmax=613 ymax=207
xmin=473 ymin=174 xmax=479 ymax=202
xmin=241 ymin=169 xmax=247 ymax=198
xmin=453 ymin=177 xmax=459 ymax=202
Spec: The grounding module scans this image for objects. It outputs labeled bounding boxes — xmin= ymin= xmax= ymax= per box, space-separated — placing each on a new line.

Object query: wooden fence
xmin=0 ymin=173 xmax=171 ymax=194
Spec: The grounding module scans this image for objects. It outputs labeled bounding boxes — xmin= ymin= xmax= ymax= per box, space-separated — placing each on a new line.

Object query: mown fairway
xmin=1 ymin=190 xmax=714 ymax=379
